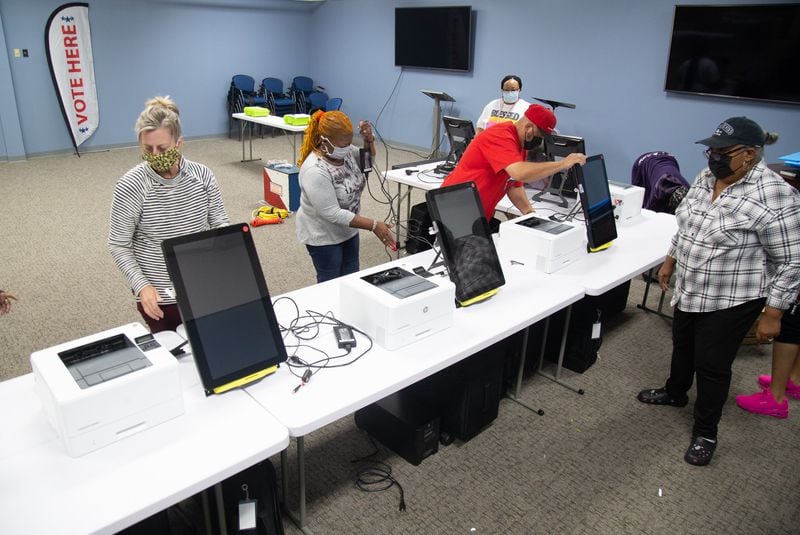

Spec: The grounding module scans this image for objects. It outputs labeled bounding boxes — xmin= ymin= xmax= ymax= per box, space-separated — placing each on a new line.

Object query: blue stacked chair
xmin=227 ymin=74 xmax=267 ymax=138
xmin=290 ymin=76 xmax=315 ymax=113
xmin=261 ymin=78 xmax=296 ymax=117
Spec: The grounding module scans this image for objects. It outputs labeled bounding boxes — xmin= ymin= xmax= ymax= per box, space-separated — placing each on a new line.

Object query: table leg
xmin=280 ymin=449 xmax=289 ymax=508
xmin=240 ymin=121 xmax=246 ymax=162
xmin=505 ymin=325 xmax=545 ymax=415
xmin=394 ymin=182 xmax=403 ymax=258
xmin=657 ymin=288 xmax=668 ymax=314
xmin=636 ymin=267 xmax=673 ymax=320
xmin=214 ymin=483 xmax=228 ymax=535
xmin=238 ymin=120 xmax=262 ymax=163
xmin=536 ymin=305 xmax=585 ymax=394
xmin=294 ymin=133 xmax=303 ymax=165
xmin=201 ymin=489 xmax=213 ymax=535
xmin=281 ymin=436 xmax=313 ymax=535
xmin=297 ymin=436 xmax=306 ymax=529
xmin=405 ymin=184 xmax=412 ymax=243
xmin=248 ymin=122 xmax=254 ymax=161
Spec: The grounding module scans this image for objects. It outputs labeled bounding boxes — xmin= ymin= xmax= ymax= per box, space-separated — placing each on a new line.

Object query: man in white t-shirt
xmin=476 ymin=75 xmax=530 ymax=133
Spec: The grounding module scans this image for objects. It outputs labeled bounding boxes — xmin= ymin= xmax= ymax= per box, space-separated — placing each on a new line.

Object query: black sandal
xmin=684 ymin=436 xmax=717 ymax=466
xmin=637 ymin=387 xmax=689 ymax=407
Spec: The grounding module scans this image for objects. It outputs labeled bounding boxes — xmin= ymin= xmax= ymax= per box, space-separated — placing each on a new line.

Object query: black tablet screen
xmin=162 ymin=224 xmax=287 ymax=393
xmin=426 ymin=182 xmax=505 ymax=304
xmin=575 ymin=155 xmax=617 ymax=249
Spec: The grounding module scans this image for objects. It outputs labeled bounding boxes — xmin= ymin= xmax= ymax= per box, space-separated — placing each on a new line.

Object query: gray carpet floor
xmin=1 ymin=133 xmax=797 ymax=534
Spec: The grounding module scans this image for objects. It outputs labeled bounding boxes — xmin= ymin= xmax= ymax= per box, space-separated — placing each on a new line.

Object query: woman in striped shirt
xmin=108 ymin=96 xmax=229 ymax=332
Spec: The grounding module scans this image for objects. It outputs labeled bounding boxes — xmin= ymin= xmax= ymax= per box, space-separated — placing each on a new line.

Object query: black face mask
xmin=708 ymin=157 xmax=734 ymax=180
xmin=524 ymin=135 xmax=543 ymax=151
xmin=707 ymin=147 xmax=751 ymax=181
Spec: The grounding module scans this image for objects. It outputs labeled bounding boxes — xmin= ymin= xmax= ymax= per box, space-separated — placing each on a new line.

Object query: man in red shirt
xmin=442 ymin=104 xmax=586 ymax=224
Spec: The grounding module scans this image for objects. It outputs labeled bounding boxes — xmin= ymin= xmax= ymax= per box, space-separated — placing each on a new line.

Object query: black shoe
xmin=684 ymin=436 xmax=717 ymax=466
xmin=637 ymin=387 xmax=689 ymax=407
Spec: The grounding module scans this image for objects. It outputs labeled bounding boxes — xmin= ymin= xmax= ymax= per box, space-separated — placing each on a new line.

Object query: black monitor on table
xmin=530 ymin=134 xmax=585 ymax=206
xmin=425 ymin=182 xmax=505 ymax=306
xmin=574 ymin=154 xmax=617 ymax=251
xmin=443 ymin=116 xmax=475 ymax=160
xmin=162 ymin=224 xmax=287 ymax=395
xmin=546 ymin=134 xmax=585 ymax=195
xmin=437 ymin=116 xmax=476 ymax=174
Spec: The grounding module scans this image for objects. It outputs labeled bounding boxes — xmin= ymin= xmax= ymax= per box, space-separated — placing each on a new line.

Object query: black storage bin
xmin=441 ymin=347 xmax=506 ymax=441
xmin=411 ymin=337 xmax=512 ymax=443
xmin=597 ymin=279 xmax=631 ymax=318
xmin=521 ymin=281 xmax=631 ymax=374
xmin=543 ymin=302 xmax=601 ymax=373
xmin=219 ymin=459 xmax=284 ymax=535
xmin=354 ymin=389 xmax=440 ymax=466
xmin=405 ymin=202 xmax=433 ymax=254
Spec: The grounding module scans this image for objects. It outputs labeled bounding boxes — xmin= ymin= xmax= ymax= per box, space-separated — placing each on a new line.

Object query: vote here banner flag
xmin=45 ymin=3 xmax=99 ymax=154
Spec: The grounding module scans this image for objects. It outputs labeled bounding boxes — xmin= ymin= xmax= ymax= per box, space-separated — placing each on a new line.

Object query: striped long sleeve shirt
xmin=669 ymin=161 xmax=800 ymax=313
xmin=108 ymin=158 xmax=229 ymax=305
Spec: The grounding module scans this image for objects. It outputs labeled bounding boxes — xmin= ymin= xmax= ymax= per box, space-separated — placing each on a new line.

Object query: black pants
xmin=665 ymin=298 xmax=765 ymax=440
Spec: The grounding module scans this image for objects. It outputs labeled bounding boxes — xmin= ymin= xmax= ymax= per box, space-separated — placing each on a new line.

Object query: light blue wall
xmin=0 ymin=0 xmax=313 ymax=157
xmin=0 ymin=9 xmax=25 ymax=160
xmin=309 ymin=0 xmax=800 ymax=182
xmin=2 ymin=0 xmax=798 ymax=179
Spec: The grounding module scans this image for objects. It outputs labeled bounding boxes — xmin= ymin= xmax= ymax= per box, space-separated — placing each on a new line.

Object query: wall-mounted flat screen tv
xmin=395 ymin=6 xmax=473 ymax=72
xmin=664 ymin=4 xmax=800 ymax=105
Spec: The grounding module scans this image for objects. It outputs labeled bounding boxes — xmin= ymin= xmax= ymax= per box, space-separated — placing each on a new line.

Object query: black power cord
xmin=272 ymin=297 xmax=375 ymax=392
xmin=351 ymin=436 xmax=407 ymax=512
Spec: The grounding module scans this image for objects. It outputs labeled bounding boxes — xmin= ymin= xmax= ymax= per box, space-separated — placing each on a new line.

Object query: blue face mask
xmin=502 ymin=90 xmax=519 ymax=104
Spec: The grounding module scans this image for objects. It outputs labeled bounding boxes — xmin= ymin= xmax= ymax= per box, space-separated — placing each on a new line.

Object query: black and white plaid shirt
xmin=668 ymin=161 xmax=800 ymax=313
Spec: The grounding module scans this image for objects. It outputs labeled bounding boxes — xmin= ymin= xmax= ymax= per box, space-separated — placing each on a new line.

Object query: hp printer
xmin=498 ymin=213 xmax=584 ymax=273
xmin=609 ymin=181 xmax=645 ymax=225
xmin=339 ymin=266 xmax=455 ymax=350
xmin=31 ymin=323 xmax=184 ymax=457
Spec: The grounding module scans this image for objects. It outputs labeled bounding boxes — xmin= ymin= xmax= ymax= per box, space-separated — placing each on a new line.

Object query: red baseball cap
xmin=524 ymin=104 xmax=557 ymax=135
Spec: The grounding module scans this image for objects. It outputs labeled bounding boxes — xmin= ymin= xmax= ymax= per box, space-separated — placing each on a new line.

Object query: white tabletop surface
xmin=232 ymin=112 xmax=308 ymax=133
xmin=246 ymin=250 xmax=585 ymax=437
xmin=385 ymin=161 xmax=677 ymax=296
xmin=384 ymin=161 xmax=563 ymax=219
xmin=545 ymin=210 xmax=676 ymax=295
xmin=385 ymin=161 xmax=447 ymax=190
xmin=0 ymin=349 xmax=289 ymax=535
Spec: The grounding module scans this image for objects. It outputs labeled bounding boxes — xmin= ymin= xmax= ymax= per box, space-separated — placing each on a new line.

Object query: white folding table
xmin=0 ymin=346 xmax=289 ymax=535
xmin=232 ymin=112 xmax=308 ymax=163
xmin=245 ymin=249 xmax=584 ymax=533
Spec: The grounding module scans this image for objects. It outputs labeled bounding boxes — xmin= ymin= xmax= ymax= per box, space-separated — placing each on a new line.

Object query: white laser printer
xmin=609 ymin=181 xmax=645 ymax=226
xmin=339 ymin=266 xmax=455 ymax=350
xmin=31 ymin=322 xmax=184 ymax=457
xmin=498 ymin=213 xmax=585 ymax=273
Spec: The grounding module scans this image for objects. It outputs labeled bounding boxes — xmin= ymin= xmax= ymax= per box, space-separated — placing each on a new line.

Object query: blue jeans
xmin=306 ymin=234 xmax=360 ymax=283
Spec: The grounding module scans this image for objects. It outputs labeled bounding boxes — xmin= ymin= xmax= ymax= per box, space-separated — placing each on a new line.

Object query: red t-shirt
xmin=441 ymin=121 xmax=524 ymax=219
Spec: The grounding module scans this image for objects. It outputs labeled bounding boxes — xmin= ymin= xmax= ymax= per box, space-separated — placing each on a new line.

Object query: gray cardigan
xmin=296 ymin=148 xmax=367 ymax=246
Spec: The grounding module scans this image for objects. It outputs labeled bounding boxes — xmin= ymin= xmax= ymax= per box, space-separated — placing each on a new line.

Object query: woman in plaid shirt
xmin=637 ymin=116 xmax=800 ymax=466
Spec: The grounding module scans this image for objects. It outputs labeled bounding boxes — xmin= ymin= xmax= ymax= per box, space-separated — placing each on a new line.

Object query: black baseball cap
xmin=695 ymin=117 xmax=767 ymax=148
